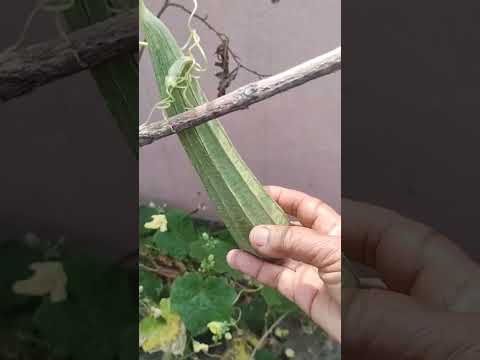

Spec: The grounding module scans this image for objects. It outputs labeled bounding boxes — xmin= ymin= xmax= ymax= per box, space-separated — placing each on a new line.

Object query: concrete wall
xmin=140 ymin=0 xmax=341 ymax=217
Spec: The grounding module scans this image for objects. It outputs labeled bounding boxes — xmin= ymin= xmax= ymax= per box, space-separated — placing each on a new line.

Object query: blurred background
xmin=139 ymin=0 xmax=341 ymax=217
xmin=0 ymin=1 xmax=138 ymax=259
xmin=343 ymin=0 xmax=480 ymax=262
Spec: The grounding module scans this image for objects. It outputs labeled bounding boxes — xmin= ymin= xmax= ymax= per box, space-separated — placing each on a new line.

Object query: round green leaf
xmin=170 ymin=273 xmax=236 ymax=335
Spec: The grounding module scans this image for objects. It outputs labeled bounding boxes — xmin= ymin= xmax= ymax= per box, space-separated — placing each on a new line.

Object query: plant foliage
xmin=138 ymin=203 xmax=318 ymax=359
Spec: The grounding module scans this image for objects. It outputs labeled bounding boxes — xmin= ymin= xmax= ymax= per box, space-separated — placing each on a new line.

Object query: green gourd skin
xmin=140 ymin=0 xmax=289 ymax=256
xmin=140 ymin=1 xmax=360 ymax=288
xmin=63 ymin=0 xmax=139 ymax=158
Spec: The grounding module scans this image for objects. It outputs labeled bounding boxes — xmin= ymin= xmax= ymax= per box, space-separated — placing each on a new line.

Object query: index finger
xmin=343 ymin=198 xmax=480 ymax=311
xmin=265 ymin=186 xmax=340 ymax=235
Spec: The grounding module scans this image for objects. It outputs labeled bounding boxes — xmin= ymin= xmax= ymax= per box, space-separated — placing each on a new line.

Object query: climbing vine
xmin=139 ymin=203 xmax=327 ymax=360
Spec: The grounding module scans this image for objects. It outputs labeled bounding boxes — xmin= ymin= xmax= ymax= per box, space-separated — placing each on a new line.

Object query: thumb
xmin=250 ymin=225 xmax=341 ymax=273
xmin=249 ymin=225 xmax=341 ymax=303
xmin=343 ymin=288 xmax=480 ymax=359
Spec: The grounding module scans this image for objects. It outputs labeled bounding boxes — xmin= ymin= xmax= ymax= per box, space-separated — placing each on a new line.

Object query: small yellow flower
xmin=192 ymin=340 xmax=209 ymax=353
xmin=275 ymin=327 xmax=289 ymax=338
xmin=207 ymin=321 xmax=224 ymax=336
xmin=285 ymin=348 xmax=296 ymax=358
xmin=144 ymin=214 xmax=168 ymax=232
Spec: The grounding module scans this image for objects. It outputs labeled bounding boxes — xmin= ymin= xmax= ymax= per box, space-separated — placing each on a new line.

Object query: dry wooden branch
xmin=0 ymin=9 xmax=137 ymax=102
xmin=139 ymin=47 xmax=341 ymax=147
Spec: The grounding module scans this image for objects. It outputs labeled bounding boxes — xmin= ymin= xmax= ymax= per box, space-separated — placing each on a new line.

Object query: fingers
xmin=265 ymin=186 xmax=340 ymax=234
xmin=227 ymin=249 xmax=297 ymax=300
xmin=250 ymin=225 xmax=341 ymax=273
xmin=342 ymin=198 xmax=480 ymax=311
xmin=343 ymin=287 xmax=480 ymax=359
xmin=250 ymin=224 xmax=341 ymax=305
xmin=227 ymin=249 xmax=341 ymax=342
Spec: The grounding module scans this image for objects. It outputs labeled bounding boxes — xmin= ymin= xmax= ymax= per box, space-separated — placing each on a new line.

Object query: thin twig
xmin=249 ymin=311 xmax=291 ymax=360
xmin=168 ymin=2 xmax=270 ymax=78
xmin=140 ymin=1 xmax=270 ymax=97
xmin=139 ymin=263 xmax=162 ymax=274
xmin=232 ymin=285 xmax=264 ymax=305
xmin=157 ymin=0 xmax=171 ymax=17
xmin=0 ymin=9 xmax=137 ymax=102
xmin=139 ymin=47 xmax=341 ymax=146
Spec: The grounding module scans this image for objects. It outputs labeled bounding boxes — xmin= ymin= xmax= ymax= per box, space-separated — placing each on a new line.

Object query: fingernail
xmin=226 ymin=250 xmax=237 ymax=267
xmin=251 ymin=226 xmax=270 ymax=247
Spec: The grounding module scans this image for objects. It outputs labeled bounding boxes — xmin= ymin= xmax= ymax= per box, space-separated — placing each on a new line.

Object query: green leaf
xmin=34 ymin=256 xmax=136 ymax=359
xmin=153 ymin=230 xmax=188 ymax=260
xmin=170 ymin=273 xmax=236 ymax=335
xmin=240 ymin=296 xmax=267 ymax=334
xmin=195 ymin=224 xmax=211 ymax=237
xmin=212 ymin=228 xmax=237 ymax=246
xmin=152 ymin=209 xmax=196 ymax=260
xmin=165 ymin=209 xmax=197 ymax=242
xmin=261 ymin=287 xmax=298 ymax=315
xmin=189 ymin=237 xmax=241 ymax=278
xmin=139 ymin=269 xmax=163 ymax=301
xmin=255 ymin=349 xmax=279 ymax=360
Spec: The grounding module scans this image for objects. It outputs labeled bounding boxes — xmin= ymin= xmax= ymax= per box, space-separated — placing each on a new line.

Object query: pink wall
xmin=140 ymin=0 xmax=341 ymax=217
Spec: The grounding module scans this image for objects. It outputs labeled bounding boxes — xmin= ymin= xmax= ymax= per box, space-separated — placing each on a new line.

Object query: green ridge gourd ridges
xmin=140 ymin=0 xmax=289 ymax=255
xmin=140 ymin=0 xmax=360 ymax=288
xmin=63 ymin=0 xmax=139 ymax=157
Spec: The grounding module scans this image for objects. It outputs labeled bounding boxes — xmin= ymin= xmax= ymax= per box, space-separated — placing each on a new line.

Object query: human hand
xmin=343 ymin=199 xmax=480 ymax=359
xmin=226 ymin=186 xmax=341 ymax=342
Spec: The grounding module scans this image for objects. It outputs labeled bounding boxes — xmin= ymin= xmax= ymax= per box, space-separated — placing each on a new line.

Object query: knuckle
xmin=266 ymin=269 xmax=283 ymax=290
xmin=277 ymin=281 xmax=295 ymax=303
xmin=312 ymin=246 xmax=341 ymax=270
xmin=307 ymin=197 xmax=326 ymax=215
xmin=255 ymin=265 xmax=285 ymax=294
xmin=254 ymin=261 xmax=266 ymax=281
xmin=277 ymin=226 xmax=298 ymax=252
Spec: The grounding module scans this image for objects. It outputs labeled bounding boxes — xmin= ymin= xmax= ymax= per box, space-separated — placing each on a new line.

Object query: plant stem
xmin=139 ymin=47 xmax=341 ymax=145
xmin=249 ymin=311 xmax=291 ymax=360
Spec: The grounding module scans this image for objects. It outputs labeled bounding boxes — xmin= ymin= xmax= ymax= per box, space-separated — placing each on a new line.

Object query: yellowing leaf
xmin=139 ymin=298 xmax=186 ymax=355
xmin=245 ymin=332 xmax=259 ymax=347
xmin=144 ymin=214 xmax=168 ymax=232
xmin=13 ymin=262 xmax=67 ymax=303
xmin=222 ymin=337 xmax=251 ymax=360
